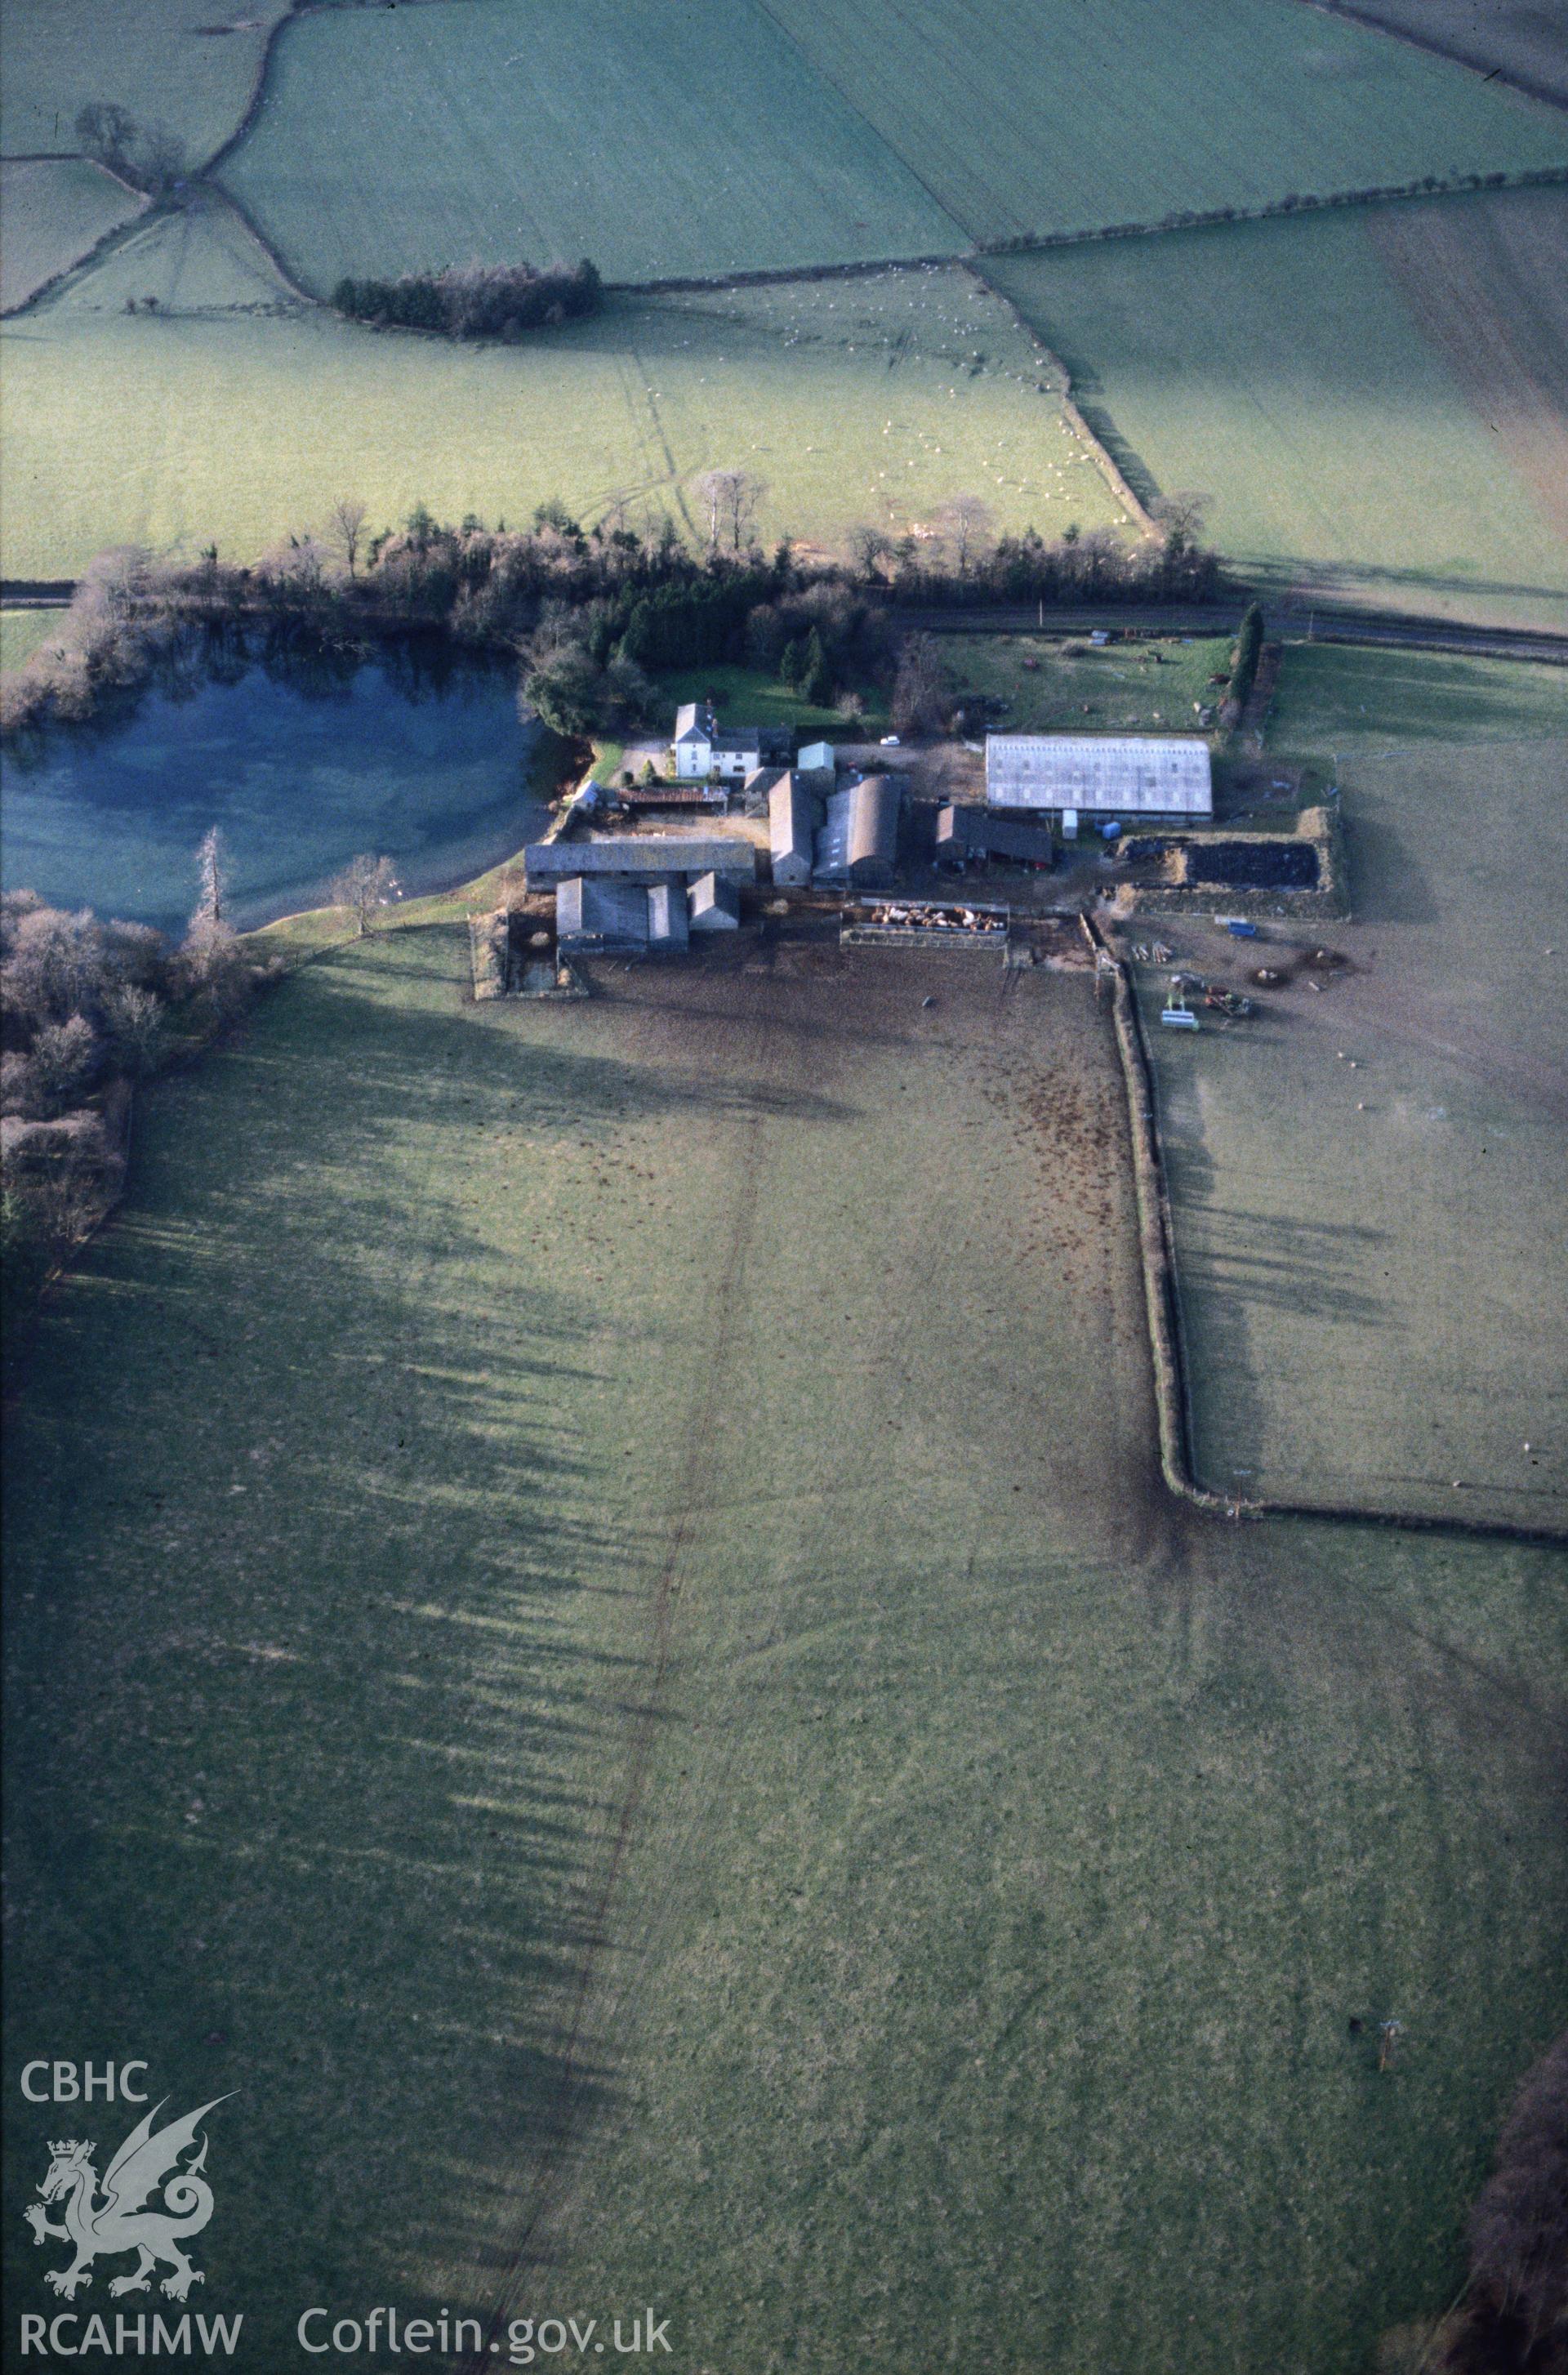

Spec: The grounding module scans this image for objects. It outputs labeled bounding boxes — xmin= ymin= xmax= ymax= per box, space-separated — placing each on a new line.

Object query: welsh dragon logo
xmin=24 ymin=2097 xmax=231 ymax=2302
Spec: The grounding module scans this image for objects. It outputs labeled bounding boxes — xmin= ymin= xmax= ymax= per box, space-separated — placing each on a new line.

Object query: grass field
xmin=1266 ymin=639 xmax=1568 ymax=750
xmin=31 ymin=183 xmax=306 ymax=316
xmin=0 ymin=608 xmax=66 ymax=671
xmin=935 ymin=631 xmax=1232 ymax=733
xmin=0 ymin=158 xmax=144 ymax=313
xmin=0 ymin=0 xmax=293 ymax=166
xmin=987 ymin=189 xmax=1568 ymax=633
xmin=768 ymin=0 xmax=1568 ymax=248
xmin=0 ymin=260 xmax=1126 ymax=577
xmin=4 ymin=924 xmax=1565 ymax=2372
xmin=1135 ymin=648 xmax=1568 ymax=1527
xmin=217 ymin=0 xmax=967 ymax=291
xmin=649 ymin=663 xmax=877 ymax=736
xmin=1337 ymin=0 xmax=1568 ymax=104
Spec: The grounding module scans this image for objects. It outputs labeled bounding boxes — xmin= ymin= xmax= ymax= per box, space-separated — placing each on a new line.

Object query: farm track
xmin=895 ymin=603 xmax=1568 ymax=662
xmin=9 ymin=588 xmax=1563 ymax=660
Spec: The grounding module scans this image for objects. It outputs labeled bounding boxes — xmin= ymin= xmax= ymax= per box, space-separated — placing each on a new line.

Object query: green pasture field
xmin=216 ymin=0 xmax=966 ymax=291
xmin=1265 ymin=639 xmax=1568 ymax=750
xmin=4 ymin=924 xmax=1565 ymax=2372
xmin=34 ymin=184 xmax=306 ymax=316
xmin=768 ymin=0 xmax=1568 ymax=248
xmin=0 ymin=254 xmax=1125 ymax=577
xmin=986 ymin=194 xmax=1568 ymax=635
xmin=649 ymin=663 xmax=880 ymax=737
xmin=0 ymin=158 xmax=144 ymax=314
xmin=1135 ymin=648 xmax=1568 ymax=1528
xmin=1344 ymin=0 xmax=1568 ymax=105
xmin=935 ymin=630 xmax=1232 ymax=733
xmin=0 ymin=0 xmax=293 ymax=166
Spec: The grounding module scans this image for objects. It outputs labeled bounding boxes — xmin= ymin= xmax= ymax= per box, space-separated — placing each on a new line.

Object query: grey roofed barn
xmin=646 ymin=876 xmax=690 ymax=951
xmin=555 ymin=876 xmax=651 ymax=955
xmin=815 ymin=775 xmax=902 ymax=887
xmin=526 ymin=836 xmax=757 ymax=887
xmin=768 ymin=772 xmax=816 ymax=887
xmin=936 ymin=804 xmax=1054 ymax=865
xmin=985 ymin=734 xmax=1212 ymax=817
xmin=848 ymin=774 xmax=902 ymax=885
xmin=688 ymin=871 xmax=741 ymax=929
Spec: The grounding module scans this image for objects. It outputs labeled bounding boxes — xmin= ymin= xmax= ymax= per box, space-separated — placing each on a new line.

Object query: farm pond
xmin=0 ymin=643 xmax=549 ymax=936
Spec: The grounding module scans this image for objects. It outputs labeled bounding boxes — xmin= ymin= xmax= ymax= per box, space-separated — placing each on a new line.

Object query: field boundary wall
xmin=1081 ymin=909 xmax=1567 ymax=1544
xmin=202 ymin=0 xmax=314 ymax=179
xmin=995 ymin=314 xmax=1156 ymax=532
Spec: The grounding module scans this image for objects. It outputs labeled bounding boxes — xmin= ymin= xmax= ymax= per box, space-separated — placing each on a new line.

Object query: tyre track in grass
xmin=464 ymin=978 xmax=771 ymax=2368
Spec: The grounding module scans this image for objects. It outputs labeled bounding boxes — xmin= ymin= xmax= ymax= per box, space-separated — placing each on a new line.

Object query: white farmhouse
xmin=673 ymin=702 xmax=791 ymax=782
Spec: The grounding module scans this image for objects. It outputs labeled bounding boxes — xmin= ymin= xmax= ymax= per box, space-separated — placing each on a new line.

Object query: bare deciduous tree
xmin=1148 ymin=490 xmax=1210 ymax=547
xmin=74 ymin=103 xmax=184 ymax=195
xmin=138 ymin=123 xmax=186 ymax=197
xmin=330 ymin=853 xmax=399 ymax=937
xmin=697 ymin=467 xmax=765 ymax=555
xmin=192 ymin=827 xmax=229 ymax=935
xmin=29 ymin=1015 xmax=98 ymax=1110
xmin=847 ymin=524 xmax=893 ymax=582
xmin=327 ymin=497 xmax=368 ymax=579
xmin=934 ymin=493 xmax=994 ymax=578
xmin=258 ymin=533 xmax=329 ymax=601
xmin=891 ymin=633 xmax=947 ymax=737
xmin=74 ymin=101 xmax=138 ymax=177
xmin=103 ymin=983 xmax=164 ymax=1076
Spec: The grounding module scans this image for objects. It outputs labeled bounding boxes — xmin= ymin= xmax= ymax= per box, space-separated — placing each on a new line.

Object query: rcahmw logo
xmin=18 ymin=2061 xmax=242 ymax=2358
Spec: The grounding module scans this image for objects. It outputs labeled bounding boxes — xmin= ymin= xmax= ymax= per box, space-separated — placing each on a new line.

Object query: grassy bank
xmin=5 ymin=924 xmax=1564 ymax=2372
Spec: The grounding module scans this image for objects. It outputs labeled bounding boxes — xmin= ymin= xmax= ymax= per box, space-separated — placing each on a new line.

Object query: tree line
xmin=332 ymin=260 xmax=602 ymax=341
xmin=1 ymin=833 xmax=283 ymax=1353
xmin=1 ymin=484 xmax=1227 ymax=743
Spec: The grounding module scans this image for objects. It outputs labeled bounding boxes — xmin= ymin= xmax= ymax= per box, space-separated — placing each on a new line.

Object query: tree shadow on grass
xmin=1 ymin=934 xmax=797 ymax=2336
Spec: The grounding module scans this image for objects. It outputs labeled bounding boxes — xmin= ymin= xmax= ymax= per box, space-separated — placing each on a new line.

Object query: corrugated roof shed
xmin=848 ymin=775 xmax=902 ymax=885
xmin=768 ymin=773 xmax=815 ymax=887
xmin=526 ymin=837 xmax=757 ymax=885
xmin=814 ymin=776 xmax=902 ymax=886
xmin=986 ymin=735 xmax=1212 ymax=816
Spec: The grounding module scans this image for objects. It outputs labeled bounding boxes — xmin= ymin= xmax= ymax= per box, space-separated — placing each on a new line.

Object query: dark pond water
xmin=0 ymin=644 xmax=550 ymax=936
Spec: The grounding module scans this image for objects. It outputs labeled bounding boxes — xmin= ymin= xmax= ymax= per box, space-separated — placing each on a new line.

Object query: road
xmin=889 ymin=602 xmax=1568 ymax=664
xmin=6 ymin=584 xmax=1565 ymax=665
